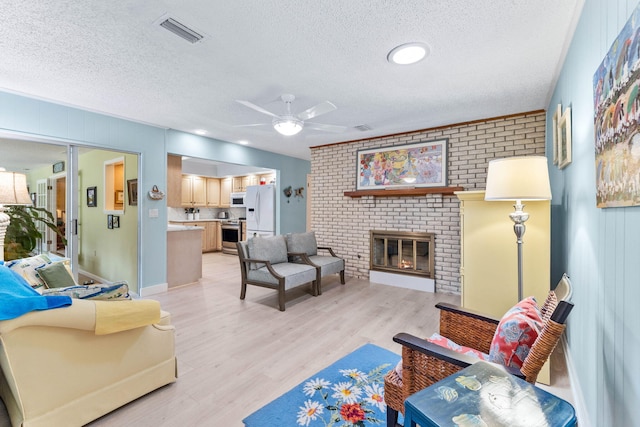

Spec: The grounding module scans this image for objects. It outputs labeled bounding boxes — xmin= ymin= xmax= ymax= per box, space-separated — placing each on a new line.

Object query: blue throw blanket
xmin=0 ymin=264 xmax=72 ymax=320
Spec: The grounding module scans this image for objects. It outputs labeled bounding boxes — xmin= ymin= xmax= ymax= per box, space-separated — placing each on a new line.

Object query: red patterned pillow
xmin=489 ymin=297 xmax=543 ymax=369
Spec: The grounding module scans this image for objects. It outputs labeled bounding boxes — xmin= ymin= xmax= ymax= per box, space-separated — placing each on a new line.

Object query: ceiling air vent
xmin=159 ymin=18 xmax=204 ymax=44
xmin=354 ymin=124 xmax=372 ymax=132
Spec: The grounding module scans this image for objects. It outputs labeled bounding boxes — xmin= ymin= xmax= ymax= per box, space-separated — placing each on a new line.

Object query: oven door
xmin=221 ymin=224 xmax=240 ymax=254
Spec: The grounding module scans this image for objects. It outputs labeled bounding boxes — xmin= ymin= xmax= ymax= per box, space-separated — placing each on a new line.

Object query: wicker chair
xmin=384 ymin=275 xmax=574 ymax=427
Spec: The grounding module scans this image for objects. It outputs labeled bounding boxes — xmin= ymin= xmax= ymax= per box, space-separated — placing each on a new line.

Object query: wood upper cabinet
xmin=232 ymin=176 xmax=243 ymax=192
xmin=167 ymin=155 xmax=183 ymax=208
xmin=220 ymin=177 xmax=231 ymax=207
xmin=206 ymin=178 xmax=221 ymax=207
xmin=181 ymin=175 xmax=206 ymax=207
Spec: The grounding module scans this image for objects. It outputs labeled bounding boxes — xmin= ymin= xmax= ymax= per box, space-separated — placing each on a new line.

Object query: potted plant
xmin=3 ymin=206 xmax=66 ymax=260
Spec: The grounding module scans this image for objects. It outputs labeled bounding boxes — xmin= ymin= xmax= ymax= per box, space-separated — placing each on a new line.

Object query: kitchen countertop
xmin=167 ymin=224 xmax=205 ymax=232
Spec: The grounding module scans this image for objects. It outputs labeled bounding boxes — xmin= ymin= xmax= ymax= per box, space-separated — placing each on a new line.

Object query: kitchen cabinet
xmin=181 ymin=175 xmax=206 ymax=207
xmin=167 ymin=155 xmax=182 ymax=207
xmin=232 ymin=175 xmax=258 ymax=192
xmin=220 ymin=178 xmax=232 ymax=207
xmin=170 ymin=221 xmax=220 ymax=252
xmin=205 ymin=222 xmax=218 ymax=251
xmin=206 ymin=178 xmax=221 ymax=207
xmin=215 ymin=222 xmax=222 ymax=250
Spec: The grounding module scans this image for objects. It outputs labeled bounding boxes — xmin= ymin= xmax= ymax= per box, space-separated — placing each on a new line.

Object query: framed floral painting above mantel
xmin=356 ymin=139 xmax=448 ymax=190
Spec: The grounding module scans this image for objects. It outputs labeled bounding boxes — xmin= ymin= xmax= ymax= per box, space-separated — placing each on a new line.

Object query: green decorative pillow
xmin=36 ymin=261 xmax=78 ymax=288
xmin=248 ymin=235 xmax=288 ymax=269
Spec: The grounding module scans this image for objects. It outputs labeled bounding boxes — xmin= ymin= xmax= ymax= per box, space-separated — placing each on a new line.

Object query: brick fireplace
xmin=309 ymin=111 xmax=546 ymax=294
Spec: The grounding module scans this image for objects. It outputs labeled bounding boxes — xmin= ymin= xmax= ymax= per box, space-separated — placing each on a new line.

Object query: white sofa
xmin=0 ymin=299 xmax=177 ymax=427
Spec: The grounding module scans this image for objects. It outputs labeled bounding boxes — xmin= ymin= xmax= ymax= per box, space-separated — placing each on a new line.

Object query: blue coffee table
xmin=403 ymin=361 xmax=576 ymax=427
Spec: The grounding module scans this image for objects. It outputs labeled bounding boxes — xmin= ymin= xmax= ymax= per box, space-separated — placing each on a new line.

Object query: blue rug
xmin=243 ymin=343 xmax=401 ymax=427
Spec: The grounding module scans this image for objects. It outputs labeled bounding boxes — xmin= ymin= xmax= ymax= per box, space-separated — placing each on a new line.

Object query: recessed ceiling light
xmin=194 ymin=129 xmax=207 ymax=135
xmin=387 ymin=42 xmax=429 ymax=65
xmin=237 ymin=140 xmax=249 ymax=145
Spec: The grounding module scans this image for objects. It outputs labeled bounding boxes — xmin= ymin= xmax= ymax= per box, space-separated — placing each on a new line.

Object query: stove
xmin=221 ymin=220 xmax=242 ymax=255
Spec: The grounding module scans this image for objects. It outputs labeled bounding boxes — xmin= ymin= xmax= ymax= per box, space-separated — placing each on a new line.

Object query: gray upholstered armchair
xmin=285 ymin=231 xmax=345 ymax=294
xmin=236 ymin=235 xmax=318 ymax=311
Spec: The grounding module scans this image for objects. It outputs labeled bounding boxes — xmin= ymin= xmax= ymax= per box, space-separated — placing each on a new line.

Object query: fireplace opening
xmin=370 ymin=230 xmax=434 ymax=278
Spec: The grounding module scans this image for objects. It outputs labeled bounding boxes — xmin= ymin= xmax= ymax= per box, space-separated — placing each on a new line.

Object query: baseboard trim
xmin=369 ymin=270 xmax=434 ymax=292
xmin=140 ymin=282 xmax=168 ymax=297
xmin=563 ymin=336 xmax=591 ymax=427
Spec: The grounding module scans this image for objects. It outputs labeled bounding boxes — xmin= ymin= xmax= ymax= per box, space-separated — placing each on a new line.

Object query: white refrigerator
xmin=245 ymin=184 xmax=276 ymax=238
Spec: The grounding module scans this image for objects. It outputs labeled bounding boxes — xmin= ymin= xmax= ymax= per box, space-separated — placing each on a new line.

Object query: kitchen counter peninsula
xmin=167 ymin=225 xmax=203 ymax=287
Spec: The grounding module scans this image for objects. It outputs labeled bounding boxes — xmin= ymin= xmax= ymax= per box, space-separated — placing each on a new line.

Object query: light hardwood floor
xmin=0 ymin=252 xmax=570 ymax=426
xmin=90 ymin=252 xmax=459 ymax=426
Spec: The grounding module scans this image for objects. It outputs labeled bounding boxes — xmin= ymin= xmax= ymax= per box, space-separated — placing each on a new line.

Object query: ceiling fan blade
xmin=236 ymin=100 xmax=280 ymax=119
xmin=305 ymin=122 xmax=348 ymax=133
xmin=296 ymin=101 xmax=337 ymax=121
xmin=234 ymin=123 xmax=268 ymax=128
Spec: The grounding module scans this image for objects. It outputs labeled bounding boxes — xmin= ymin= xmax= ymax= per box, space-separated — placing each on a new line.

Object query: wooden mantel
xmin=344 ymin=186 xmax=464 ymax=198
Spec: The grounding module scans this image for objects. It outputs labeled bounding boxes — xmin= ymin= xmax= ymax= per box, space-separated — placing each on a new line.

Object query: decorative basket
xmin=148 ymin=185 xmax=165 ymax=200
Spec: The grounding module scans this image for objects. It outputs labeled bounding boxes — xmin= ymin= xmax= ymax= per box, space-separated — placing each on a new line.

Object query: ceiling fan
xmin=236 ymin=94 xmax=347 ymax=136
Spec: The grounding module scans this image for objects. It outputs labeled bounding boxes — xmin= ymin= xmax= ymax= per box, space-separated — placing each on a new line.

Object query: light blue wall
xmin=167 ymin=130 xmax=310 ymax=234
xmin=547 ymin=1 xmax=640 ymax=425
xmin=0 ymin=91 xmax=310 ymax=288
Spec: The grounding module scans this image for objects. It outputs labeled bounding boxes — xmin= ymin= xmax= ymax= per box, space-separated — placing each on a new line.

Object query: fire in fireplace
xmin=370 ymin=230 xmax=435 ymax=278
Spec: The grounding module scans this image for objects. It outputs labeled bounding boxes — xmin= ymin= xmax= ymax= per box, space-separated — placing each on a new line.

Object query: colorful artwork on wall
xmin=593 ymin=3 xmax=640 ymax=208
xmin=356 ymin=139 xmax=447 ymax=190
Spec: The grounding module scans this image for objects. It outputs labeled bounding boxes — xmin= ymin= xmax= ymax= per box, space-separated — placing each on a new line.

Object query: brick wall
xmin=309 ymin=111 xmax=546 ymax=294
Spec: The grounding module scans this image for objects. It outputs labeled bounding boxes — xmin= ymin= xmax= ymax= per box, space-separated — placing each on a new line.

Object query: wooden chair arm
xmin=393 ymin=332 xmax=525 ymax=382
xmin=393 ymin=332 xmax=478 ymax=368
xmin=287 ymin=252 xmax=319 ymax=267
xmin=241 ymin=257 xmax=283 ymax=279
xmin=317 ymin=246 xmax=338 ymax=257
xmin=435 ymin=303 xmax=500 ymax=353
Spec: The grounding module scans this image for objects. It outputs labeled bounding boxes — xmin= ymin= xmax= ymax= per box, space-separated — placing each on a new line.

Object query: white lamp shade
xmin=485 ymin=156 xmax=552 ymax=201
xmin=0 ymin=169 xmax=33 ymax=205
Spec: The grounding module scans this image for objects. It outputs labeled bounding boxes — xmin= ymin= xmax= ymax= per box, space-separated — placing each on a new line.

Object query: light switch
xmin=149 ymin=208 xmax=159 ymax=218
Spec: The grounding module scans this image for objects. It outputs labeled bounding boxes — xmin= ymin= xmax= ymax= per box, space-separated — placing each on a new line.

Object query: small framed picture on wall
xmin=107 ymin=214 xmax=113 ymax=229
xmin=87 ymin=187 xmax=97 ymax=207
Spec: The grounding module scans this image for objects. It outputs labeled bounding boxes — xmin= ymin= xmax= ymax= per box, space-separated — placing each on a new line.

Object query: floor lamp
xmin=0 ymin=168 xmax=33 ymax=262
xmin=484 ymin=156 xmax=552 ymax=302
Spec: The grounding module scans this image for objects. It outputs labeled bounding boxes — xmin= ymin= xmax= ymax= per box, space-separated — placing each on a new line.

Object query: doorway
xmin=0 ymin=138 xmax=140 ymax=292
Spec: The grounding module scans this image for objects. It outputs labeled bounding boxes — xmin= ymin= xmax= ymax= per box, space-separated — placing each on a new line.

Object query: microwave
xmin=230 ymin=192 xmax=246 ymax=207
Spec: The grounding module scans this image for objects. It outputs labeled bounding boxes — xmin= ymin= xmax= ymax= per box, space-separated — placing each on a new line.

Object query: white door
xmin=36 ymin=179 xmax=48 ymax=253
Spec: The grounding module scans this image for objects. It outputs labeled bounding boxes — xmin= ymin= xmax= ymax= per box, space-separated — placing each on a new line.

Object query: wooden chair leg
xmin=386 ymin=406 xmax=399 ymax=427
xmin=339 ymin=270 xmax=345 ymax=284
xmin=278 ymin=282 xmax=286 ymax=311
xmin=240 ymin=282 xmax=247 ymax=300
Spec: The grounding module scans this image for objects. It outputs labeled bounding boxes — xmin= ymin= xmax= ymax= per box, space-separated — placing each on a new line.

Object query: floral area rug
xmin=242 ymin=343 xmax=401 ymax=427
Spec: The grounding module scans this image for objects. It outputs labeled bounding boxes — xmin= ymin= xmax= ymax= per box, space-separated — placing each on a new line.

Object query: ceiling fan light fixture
xmin=387 ymin=42 xmax=429 ymax=65
xmin=273 ymin=118 xmax=303 ymax=136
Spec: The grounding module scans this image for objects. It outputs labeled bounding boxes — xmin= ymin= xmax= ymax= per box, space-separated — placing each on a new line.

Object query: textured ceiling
xmin=0 ymin=1 xmax=583 ymax=161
